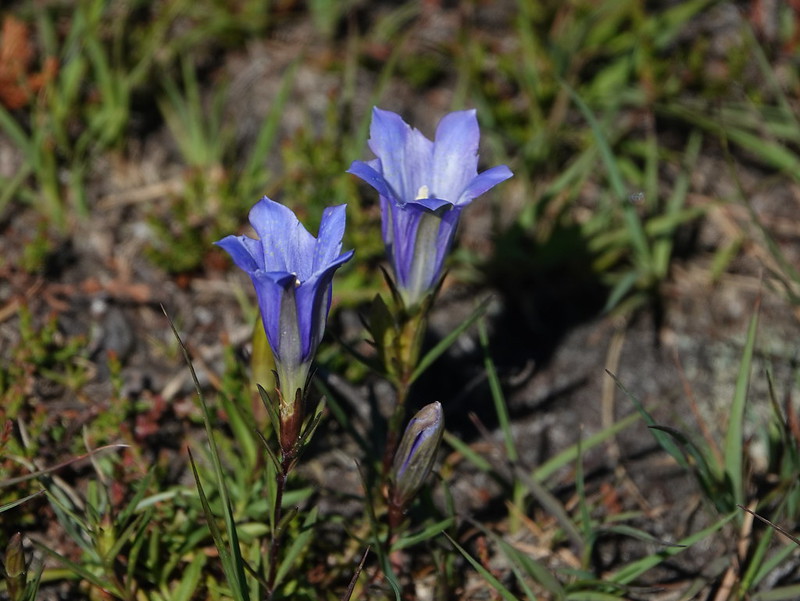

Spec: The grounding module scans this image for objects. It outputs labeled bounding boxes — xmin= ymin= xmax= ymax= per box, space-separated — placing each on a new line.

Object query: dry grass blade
xmin=340 ymin=546 xmax=370 ymax=601
xmin=2 ymin=444 xmax=129 ymax=487
xmin=737 ymin=505 xmax=800 ymax=547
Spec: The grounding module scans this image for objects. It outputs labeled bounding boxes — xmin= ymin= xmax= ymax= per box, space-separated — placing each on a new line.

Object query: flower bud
xmin=4 ymin=533 xmax=26 ymax=601
xmin=390 ymin=402 xmax=444 ymax=509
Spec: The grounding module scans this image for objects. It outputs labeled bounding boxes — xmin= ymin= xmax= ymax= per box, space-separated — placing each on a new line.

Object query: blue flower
xmin=216 ymin=197 xmax=354 ymax=401
xmin=348 ymin=108 xmax=512 ymax=307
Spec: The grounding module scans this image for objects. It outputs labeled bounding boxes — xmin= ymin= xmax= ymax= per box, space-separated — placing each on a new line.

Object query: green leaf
xmin=467 ymin=517 xmax=565 ymax=599
xmin=367 ymin=293 xmax=397 ymax=378
xmin=478 ymin=320 xmax=517 ymax=461
xmin=740 ymin=517 xmax=774 ymax=594
xmin=274 ymin=507 xmax=318 ymax=588
xmin=608 ymin=512 xmax=735 ymax=584
xmin=410 ymin=296 xmax=491 ymax=384
xmin=0 ymin=491 xmax=44 ymax=514
xmin=558 ymin=79 xmax=626 ymax=200
xmin=565 ymin=592 xmax=628 ymax=601
xmin=165 ymin=308 xmax=249 ymax=601
xmin=445 ymin=533 xmax=519 ymax=601
xmin=443 ymin=431 xmax=492 ymax=472
xmin=575 ymin=434 xmax=592 ymax=559
xmin=258 ymin=384 xmax=281 ymax=438
xmin=599 ymin=524 xmax=685 ymax=548
xmin=220 ymin=393 xmax=258 ymax=472
xmin=647 ymin=425 xmax=725 ymax=506
xmin=171 ymin=552 xmax=206 ymax=601
xmin=603 ymin=271 xmax=639 ymax=313
xmin=533 ymin=412 xmax=640 ymax=482
xmin=103 ymin=510 xmax=152 ymax=566
xmin=605 ymin=371 xmax=689 ymax=470
xmin=354 ymin=462 xmax=400 ymax=601
xmin=391 ymin=518 xmax=455 ymax=551
xmin=117 ymin=469 xmax=155 ymax=525
xmin=188 ymin=453 xmax=227 ymax=564
xmin=33 ymin=540 xmax=121 ymax=596
xmin=751 ymin=584 xmax=800 ymax=601
xmin=752 ymin=539 xmax=800 ymax=589
xmin=514 ymin=464 xmax=585 ymax=553
xmin=724 ymin=305 xmax=759 ymax=509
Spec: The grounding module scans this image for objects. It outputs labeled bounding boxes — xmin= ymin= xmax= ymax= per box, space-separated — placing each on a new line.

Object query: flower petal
xmin=368 ymin=107 xmax=432 ymax=202
xmin=250 ymin=271 xmax=299 ymax=364
xmin=431 ymin=109 xmax=479 ymax=201
xmin=215 ymin=235 xmax=263 ymax=273
xmin=347 ymin=160 xmax=397 ymax=202
xmin=313 ymin=204 xmax=347 ymax=272
xmin=457 ymin=165 xmax=513 ymax=206
xmin=388 ymin=202 xmax=460 ymax=305
xmin=294 ymin=248 xmax=353 ymax=360
xmin=249 ymin=196 xmax=316 ymax=278
xmin=407 ymin=196 xmax=453 ymax=213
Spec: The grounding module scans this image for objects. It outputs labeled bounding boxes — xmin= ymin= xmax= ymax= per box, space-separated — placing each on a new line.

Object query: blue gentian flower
xmin=216 ymin=197 xmax=354 ymax=403
xmin=348 ymin=108 xmax=512 ymax=308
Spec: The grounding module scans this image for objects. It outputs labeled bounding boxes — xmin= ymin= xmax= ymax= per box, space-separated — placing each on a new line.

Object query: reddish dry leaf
xmin=599 ymin=481 xmax=623 ymax=515
xmin=0 ymin=15 xmax=58 ymax=110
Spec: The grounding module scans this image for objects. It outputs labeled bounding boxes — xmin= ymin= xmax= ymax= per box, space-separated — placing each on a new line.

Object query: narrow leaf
xmin=606 ymin=370 xmax=689 ymax=469
xmin=340 ymin=547 xmax=370 ymax=601
xmin=410 ymin=296 xmax=491 ymax=384
xmin=445 ymin=534 xmax=519 ymax=601
xmin=725 ymin=304 xmax=759 ymax=508
xmin=608 ymin=512 xmax=735 ymax=584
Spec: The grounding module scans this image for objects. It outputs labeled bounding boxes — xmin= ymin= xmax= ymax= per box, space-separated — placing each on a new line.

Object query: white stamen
xmin=415 ymin=185 xmax=430 ymax=200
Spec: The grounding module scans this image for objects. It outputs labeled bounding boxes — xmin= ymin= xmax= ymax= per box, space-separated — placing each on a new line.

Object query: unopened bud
xmin=4 ymin=533 xmax=26 ymax=601
xmin=390 ymin=402 xmax=444 ymax=509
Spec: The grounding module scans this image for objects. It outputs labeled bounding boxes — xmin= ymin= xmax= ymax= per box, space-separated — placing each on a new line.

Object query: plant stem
xmin=381 ymin=380 xmax=409 ymax=480
xmin=266 ymin=456 xmax=291 ymax=599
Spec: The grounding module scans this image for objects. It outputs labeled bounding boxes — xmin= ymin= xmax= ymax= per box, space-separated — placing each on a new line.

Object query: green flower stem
xmin=382 ymin=385 xmax=410 ymax=480
xmin=380 ymin=309 xmax=427 ymax=479
xmin=266 ymin=386 xmax=304 ymax=600
xmin=266 ymin=459 xmax=289 ymax=599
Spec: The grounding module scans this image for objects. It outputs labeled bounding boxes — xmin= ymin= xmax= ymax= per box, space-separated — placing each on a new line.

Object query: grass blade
xmin=724 ymin=303 xmax=760 ymax=509
xmin=605 ymin=370 xmax=689 ymax=470
xmin=340 ymin=547 xmax=370 ymax=601
xmin=478 ymin=319 xmax=517 ymax=461
xmin=558 ymin=79 xmax=626 ymax=200
xmin=0 ymin=490 xmax=44 ymax=513
xmin=410 ymin=296 xmax=490 ymax=384
xmin=443 ymin=431 xmax=492 ymax=472
xmin=274 ymin=507 xmax=318 ymax=588
xmin=445 ymin=533 xmax=519 ymax=601
xmin=164 ymin=307 xmax=248 ymax=600
xmin=608 ymin=512 xmax=735 ymax=584
xmin=533 ymin=412 xmax=640 ymax=481
xmin=391 ymin=518 xmax=455 ymax=551
xmin=513 ymin=465 xmax=585 ymax=554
